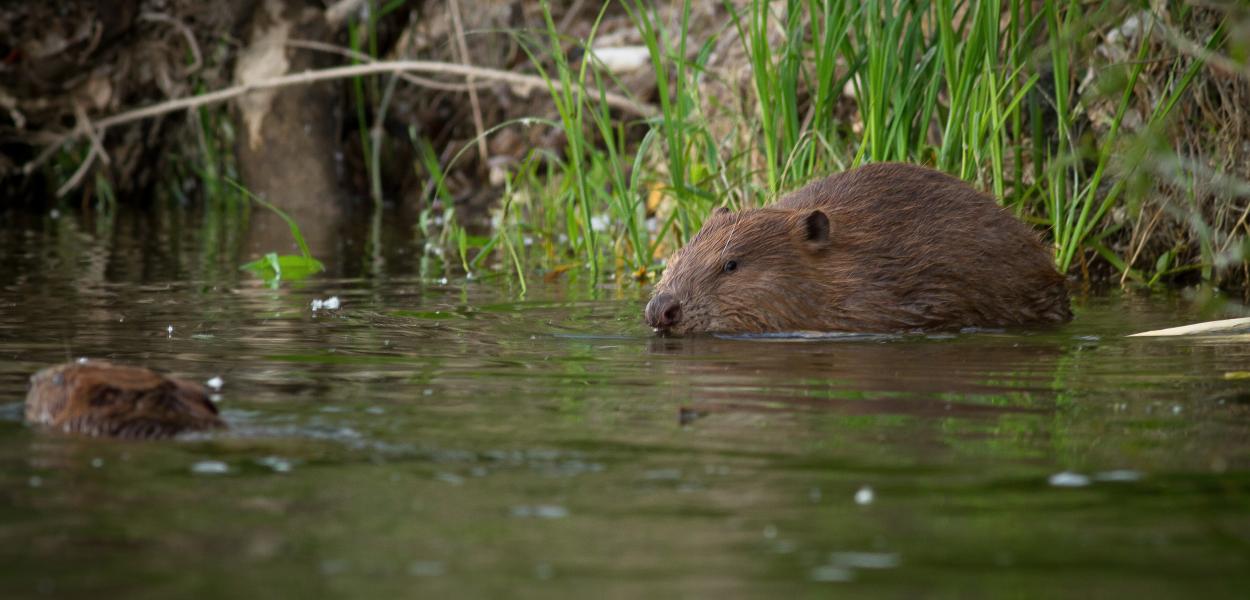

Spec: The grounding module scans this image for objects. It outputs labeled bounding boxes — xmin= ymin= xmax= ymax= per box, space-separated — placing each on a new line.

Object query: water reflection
xmin=1 ymin=210 xmax=1249 ymax=596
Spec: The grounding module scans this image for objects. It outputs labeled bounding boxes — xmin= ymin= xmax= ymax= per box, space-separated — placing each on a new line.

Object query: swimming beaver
xmin=25 ymin=361 xmax=225 ymax=439
xmin=645 ymin=163 xmax=1071 ymax=334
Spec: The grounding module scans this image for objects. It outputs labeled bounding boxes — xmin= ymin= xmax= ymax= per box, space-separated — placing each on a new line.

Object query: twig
xmin=448 ymin=0 xmax=489 ymax=167
xmin=285 ymin=39 xmax=489 ymax=92
xmin=140 ymin=12 xmax=203 ymax=74
xmin=55 ymin=104 xmax=110 ymax=197
xmin=75 ymin=104 xmax=110 ymax=166
xmin=22 ymin=59 xmax=655 ymax=176
xmin=56 ymin=144 xmax=99 ymax=198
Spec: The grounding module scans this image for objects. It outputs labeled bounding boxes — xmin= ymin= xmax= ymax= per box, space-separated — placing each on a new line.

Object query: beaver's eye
xmin=723 ymin=260 xmax=738 ymax=274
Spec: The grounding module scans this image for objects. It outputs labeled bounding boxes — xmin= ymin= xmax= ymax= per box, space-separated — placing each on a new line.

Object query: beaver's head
xmin=645 ymin=206 xmax=838 ymax=334
xmin=26 ymin=361 xmax=224 ymax=439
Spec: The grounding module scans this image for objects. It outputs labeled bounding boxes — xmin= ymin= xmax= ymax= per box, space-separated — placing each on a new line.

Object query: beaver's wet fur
xmin=25 ymin=361 xmax=225 ymax=439
xmin=645 ymin=163 xmax=1071 ymax=334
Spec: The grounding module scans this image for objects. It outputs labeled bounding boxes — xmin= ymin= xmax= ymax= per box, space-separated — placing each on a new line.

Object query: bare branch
xmin=22 ymin=59 xmax=655 ymax=176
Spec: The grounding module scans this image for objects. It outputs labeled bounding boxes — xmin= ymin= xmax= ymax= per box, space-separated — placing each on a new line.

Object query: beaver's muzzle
xmin=645 ymin=293 xmax=682 ymax=330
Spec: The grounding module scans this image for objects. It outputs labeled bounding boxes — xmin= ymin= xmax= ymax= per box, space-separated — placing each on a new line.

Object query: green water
xmin=1 ymin=211 xmax=1249 ymax=598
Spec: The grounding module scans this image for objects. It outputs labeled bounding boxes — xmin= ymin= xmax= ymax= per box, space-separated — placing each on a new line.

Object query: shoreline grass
xmin=456 ymin=0 xmax=1244 ymax=291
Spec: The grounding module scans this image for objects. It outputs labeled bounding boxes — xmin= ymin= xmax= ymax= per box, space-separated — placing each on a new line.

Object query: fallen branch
xmin=1128 ymin=317 xmax=1250 ymax=337
xmin=22 ymin=59 xmax=656 ymax=176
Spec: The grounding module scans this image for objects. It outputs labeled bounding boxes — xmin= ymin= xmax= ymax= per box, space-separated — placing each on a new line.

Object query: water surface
xmin=1 ymin=211 xmax=1249 ymax=598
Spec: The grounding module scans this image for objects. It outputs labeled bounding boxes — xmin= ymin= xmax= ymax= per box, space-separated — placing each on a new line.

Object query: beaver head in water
xmin=25 ymin=361 xmax=225 ymax=439
xmin=645 ymin=163 xmax=1071 ymax=334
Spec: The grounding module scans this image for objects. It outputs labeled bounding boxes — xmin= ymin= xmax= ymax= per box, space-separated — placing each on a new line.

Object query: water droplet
xmin=191 ymin=460 xmax=229 ymax=475
xmin=1048 ymin=471 xmax=1090 ymax=487
xmin=854 ymin=486 xmax=874 ymax=505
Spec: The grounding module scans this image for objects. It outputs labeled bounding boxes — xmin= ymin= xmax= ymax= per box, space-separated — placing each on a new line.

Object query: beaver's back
xmin=776 ymin=163 xmax=1070 ymax=330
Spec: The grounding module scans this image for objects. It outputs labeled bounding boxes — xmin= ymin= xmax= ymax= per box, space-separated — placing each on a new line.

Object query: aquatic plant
xmin=229 ymin=179 xmax=326 ymax=287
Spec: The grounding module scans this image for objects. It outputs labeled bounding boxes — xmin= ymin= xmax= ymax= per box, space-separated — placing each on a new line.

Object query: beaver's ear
xmin=713 ymin=206 xmax=731 ymax=216
xmin=797 ymin=209 xmax=831 ymax=249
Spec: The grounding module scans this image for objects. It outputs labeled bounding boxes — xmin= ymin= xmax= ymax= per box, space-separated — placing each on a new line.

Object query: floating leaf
xmin=226 ymin=179 xmax=325 ymax=288
xmin=241 ymin=252 xmax=325 ymax=287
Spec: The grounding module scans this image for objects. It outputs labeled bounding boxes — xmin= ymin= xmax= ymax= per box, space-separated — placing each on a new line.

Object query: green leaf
xmin=241 ymin=252 xmax=325 ymax=288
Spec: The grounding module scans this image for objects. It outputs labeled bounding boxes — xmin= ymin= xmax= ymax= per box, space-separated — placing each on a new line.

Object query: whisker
xmin=718 ymin=217 xmax=739 ymax=262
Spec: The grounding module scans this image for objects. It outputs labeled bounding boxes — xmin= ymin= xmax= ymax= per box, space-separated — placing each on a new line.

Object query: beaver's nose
xmin=645 ymin=293 xmax=682 ymax=330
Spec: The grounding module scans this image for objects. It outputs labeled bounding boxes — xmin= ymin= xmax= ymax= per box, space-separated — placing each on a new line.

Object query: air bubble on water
xmin=1172 ymin=404 xmax=1182 ymax=415
xmin=29 ymin=476 xmax=42 ymax=488
xmin=90 ymin=458 xmax=103 ymax=468
xmin=423 ymin=389 xmax=433 ymax=396
xmin=854 ymin=485 xmax=874 ymax=505
xmin=311 ymin=296 xmax=341 ymax=311
xmin=191 ymin=460 xmax=229 ymax=475
xmin=76 ymin=356 xmax=89 ymax=364
xmin=206 ymin=376 xmax=224 ymax=390
xmin=1048 ymin=471 xmax=1090 ymax=487
xmin=763 ymin=525 xmax=777 ymax=539
xmin=166 ymin=325 xmax=174 ymax=337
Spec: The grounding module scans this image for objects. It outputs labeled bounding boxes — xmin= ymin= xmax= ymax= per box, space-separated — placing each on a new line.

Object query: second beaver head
xmin=645 ymin=163 xmax=1072 ymax=334
xmin=25 ymin=360 xmax=225 ymax=440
